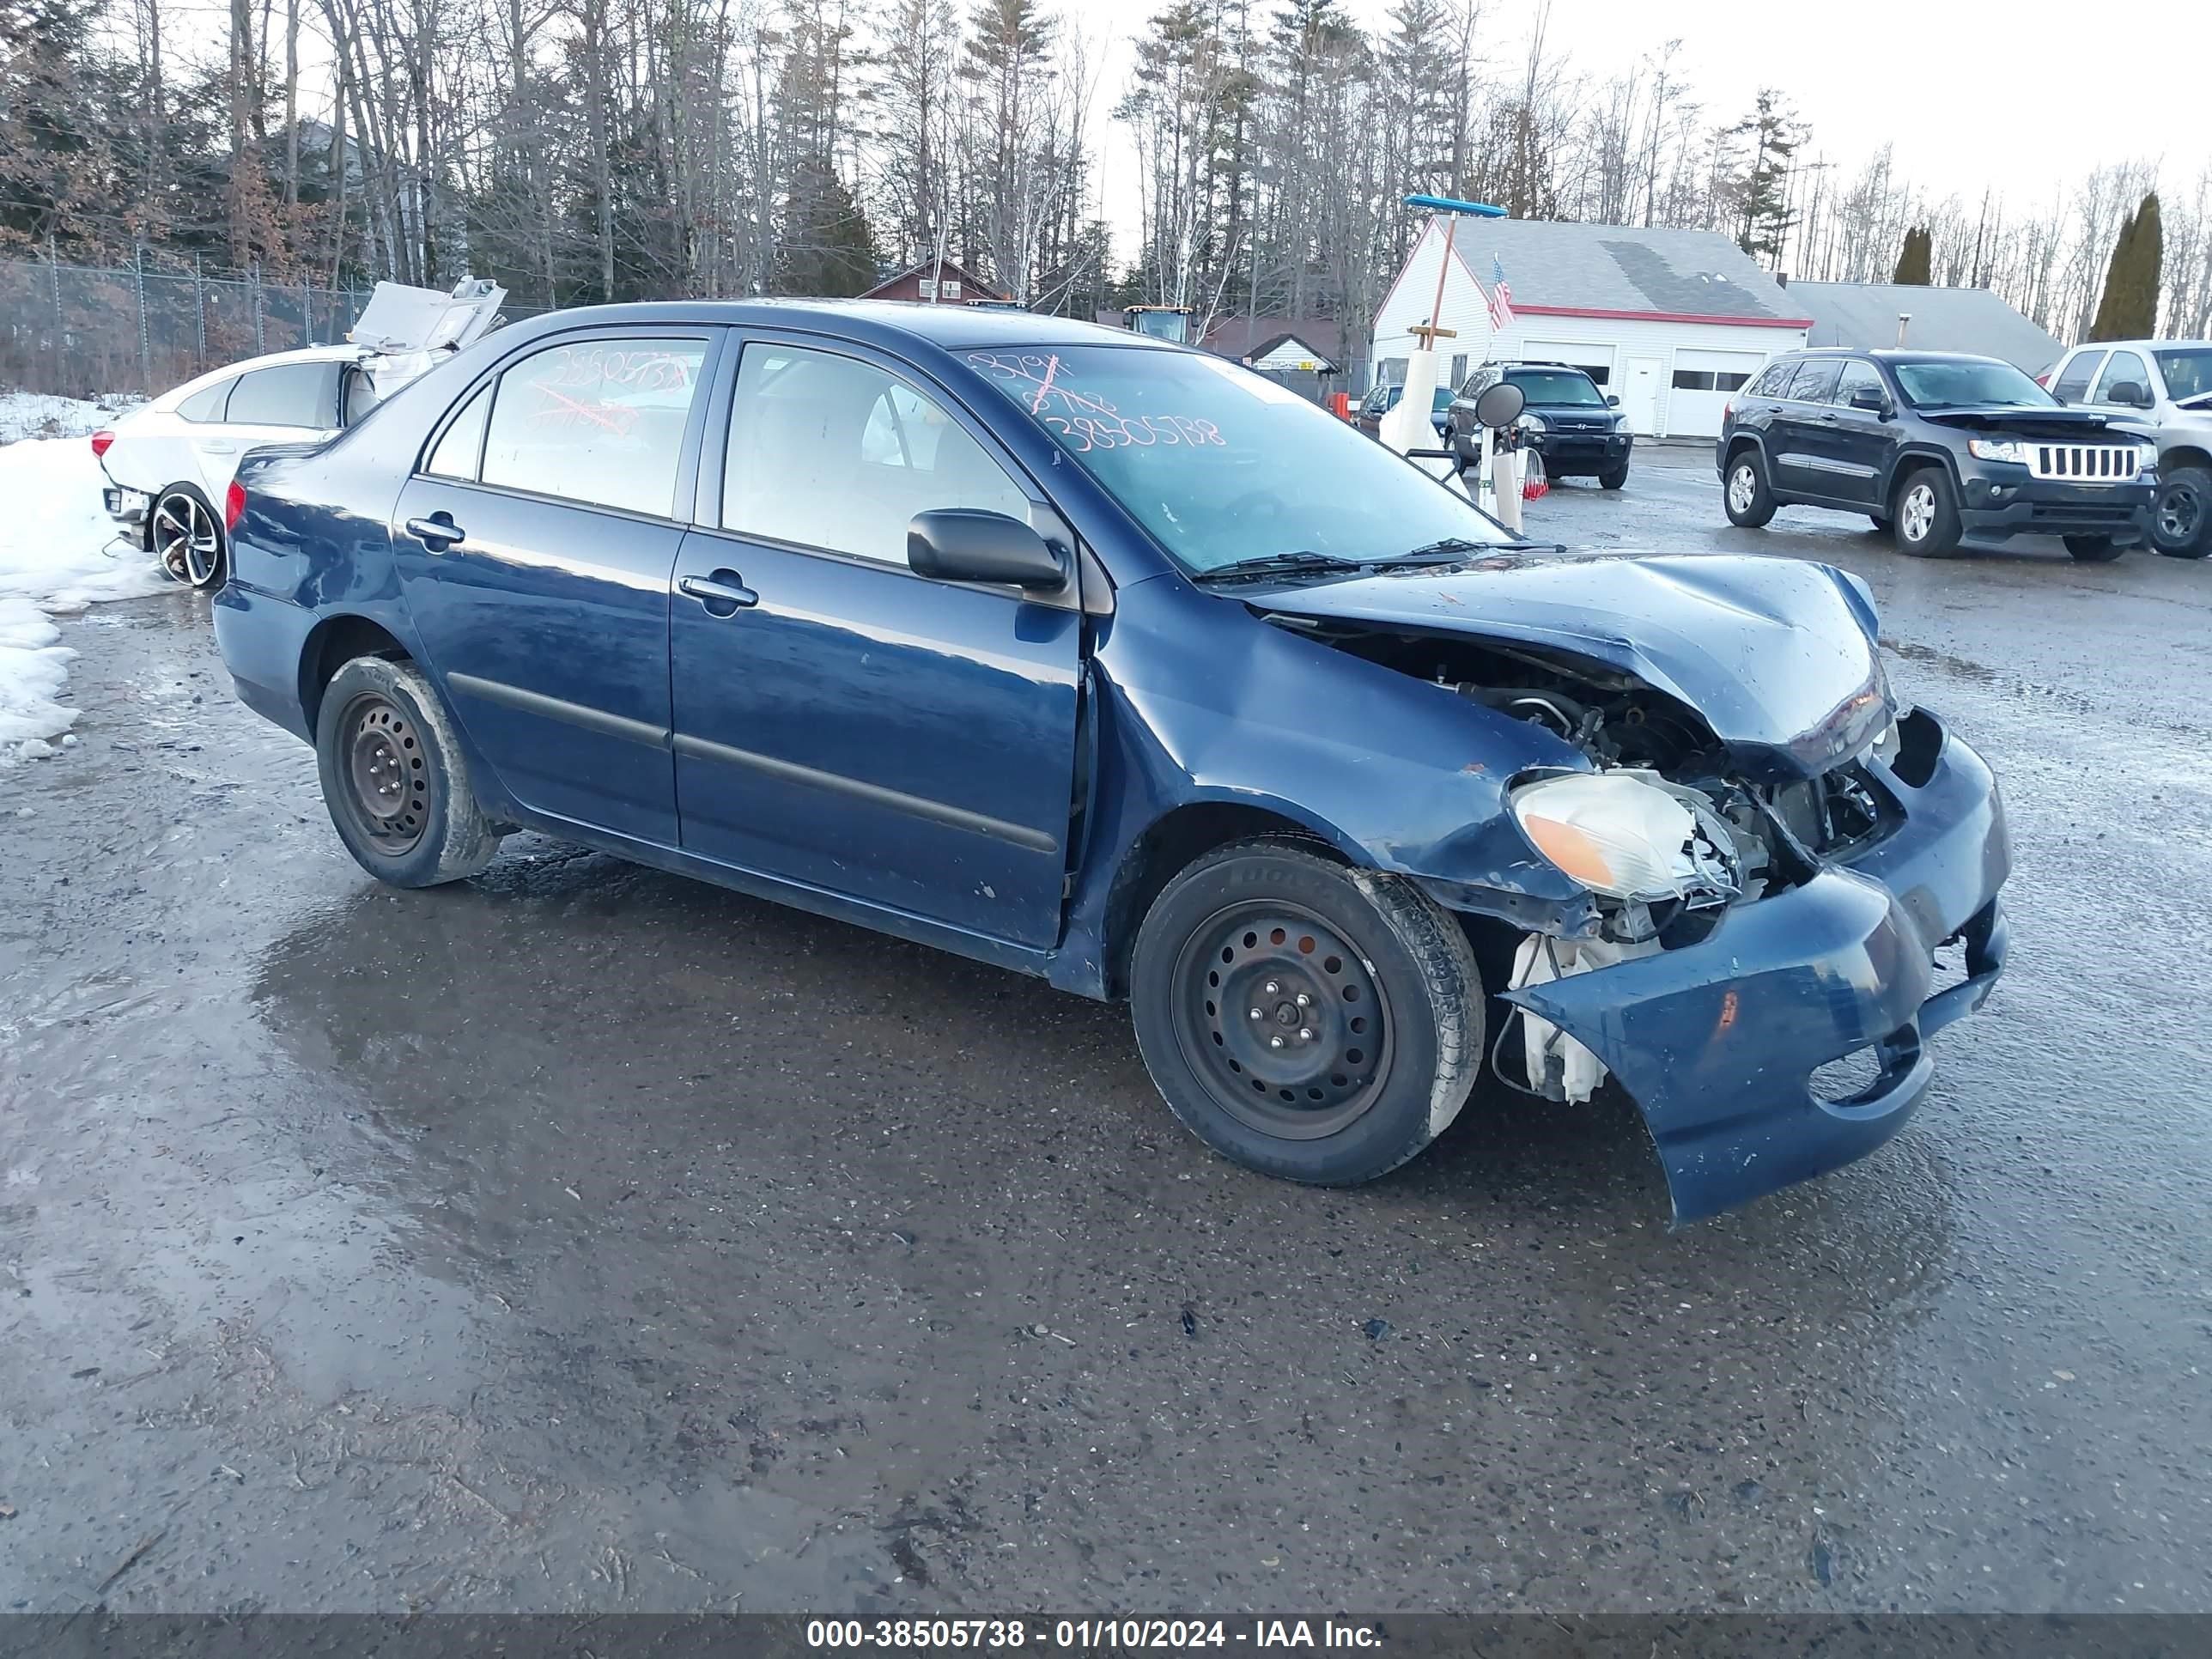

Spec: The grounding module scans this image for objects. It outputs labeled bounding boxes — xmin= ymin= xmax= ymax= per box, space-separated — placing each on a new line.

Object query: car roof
xmin=1781 ymin=347 xmax=2018 ymax=368
xmin=2061 ymin=339 xmax=2212 ymax=351
xmin=487 ymin=297 xmax=1176 ymax=356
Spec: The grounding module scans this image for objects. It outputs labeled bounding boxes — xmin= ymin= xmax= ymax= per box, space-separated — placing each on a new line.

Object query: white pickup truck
xmin=2043 ymin=339 xmax=2212 ymax=558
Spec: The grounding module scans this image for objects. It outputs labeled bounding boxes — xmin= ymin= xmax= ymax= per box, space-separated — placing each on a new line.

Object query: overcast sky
xmin=1082 ymin=0 xmax=2212 ymax=259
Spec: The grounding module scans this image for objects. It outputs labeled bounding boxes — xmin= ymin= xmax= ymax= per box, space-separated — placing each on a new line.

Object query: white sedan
xmin=93 ymin=344 xmax=384 ymax=587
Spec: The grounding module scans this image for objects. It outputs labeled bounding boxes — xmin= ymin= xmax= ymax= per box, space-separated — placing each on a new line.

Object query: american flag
xmin=1486 ymin=254 xmax=1515 ymax=330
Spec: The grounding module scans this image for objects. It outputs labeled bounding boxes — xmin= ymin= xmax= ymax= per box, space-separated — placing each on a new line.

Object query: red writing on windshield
xmin=967 ymin=352 xmax=1224 ymax=454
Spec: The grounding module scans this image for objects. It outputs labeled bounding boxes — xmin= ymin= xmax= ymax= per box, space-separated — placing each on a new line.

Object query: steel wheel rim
xmin=341 ymin=693 xmax=429 ymax=855
xmin=2157 ymin=481 xmax=2201 ymax=544
xmin=1728 ymin=465 xmax=1755 ymax=514
xmin=153 ymin=494 xmax=220 ymax=586
xmin=1169 ymin=902 xmax=1395 ymax=1140
xmin=1901 ymin=484 xmax=1936 ymax=542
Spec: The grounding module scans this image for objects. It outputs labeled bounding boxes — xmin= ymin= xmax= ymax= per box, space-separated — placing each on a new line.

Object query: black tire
xmin=1868 ymin=514 xmax=1893 ymax=533
xmin=1892 ymin=465 xmax=1963 ymax=557
xmin=2152 ymin=465 xmax=2212 ymax=557
xmin=1598 ymin=462 xmax=1630 ymax=490
xmin=1722 ymin=447 xmax=1777 ymax=527
xmin=149 ymin=483 xmax=228 ymax=588
xmin=2063 ymin=535 xmax=2127 ymax=562
xmin=1129 ymin=836 xmax=1483 ymax=1186
xmin=314 ymin=656 xmax=503 ymax=888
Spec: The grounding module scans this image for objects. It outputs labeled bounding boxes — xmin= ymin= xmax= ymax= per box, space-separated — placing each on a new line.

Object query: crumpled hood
xmin=1255 ymin=550 xmax=1891 ymax=781
xmin=1916 ymin=404 xmax=2129 ymax=436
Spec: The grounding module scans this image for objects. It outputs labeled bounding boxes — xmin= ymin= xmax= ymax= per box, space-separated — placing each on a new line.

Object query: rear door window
xmin=225 ymin=362 xmax=342 ymax=428
xmin=2051 ymin=351 xmax=2103 ymax=402
xmin=478 ymin=337 xmax=709 ymax=517
xmin=1746 ymin=362 xmax=1794 ymax=398
xmin=1784 ymin=359 xmax=1843 ymax=404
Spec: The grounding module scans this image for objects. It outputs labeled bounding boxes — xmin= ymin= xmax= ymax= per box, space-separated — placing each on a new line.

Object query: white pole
xmin=1495 ymin=445 xmax=1523 ymax=533
xmin=1476 ymin=426 xmax=1496 ymax=516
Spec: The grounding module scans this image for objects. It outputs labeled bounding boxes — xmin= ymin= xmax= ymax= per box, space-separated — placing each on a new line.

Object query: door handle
xmin=405 ymin=514 xmax=466 ymax=550
xmin=202 ymin=441 xmax=236 ymax=453
xmin=679 ymin=570 xmax=759 ymax=615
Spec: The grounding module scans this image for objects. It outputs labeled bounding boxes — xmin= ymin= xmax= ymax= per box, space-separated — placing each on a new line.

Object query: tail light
xmin=1722 ymin=400 xmax=1733 ymax=423
xmin=89 ymin=429 xmax=114 ymax=457
xmin=223 ymin=479 xmax=246 ymax=531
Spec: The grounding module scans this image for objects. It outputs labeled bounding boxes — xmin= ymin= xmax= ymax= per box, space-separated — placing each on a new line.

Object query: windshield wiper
xmin=1391 ymin=537 xmax=1492 ymax=562
xmin=1191 ymin=550 xmax=1368 ymax=585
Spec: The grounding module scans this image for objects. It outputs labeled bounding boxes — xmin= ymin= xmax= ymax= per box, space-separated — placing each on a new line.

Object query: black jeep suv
xmin=1449 ymin=362 xmax=1632 ymax=488
xmin=1718 ymin=349 xmax=2156 ymax=560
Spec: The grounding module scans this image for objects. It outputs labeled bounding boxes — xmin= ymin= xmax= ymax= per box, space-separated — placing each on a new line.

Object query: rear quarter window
xmin=175 ymin=380 xmax=234 ymax=422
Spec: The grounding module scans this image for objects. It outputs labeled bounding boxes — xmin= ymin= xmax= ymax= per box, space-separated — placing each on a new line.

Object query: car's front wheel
xmin=1723 ymin=448 xmax=1776 ymax=527
xmin=1129 ymin=837 xmax=1483 ymax=1186
xmin=2152 ymin=465 xmax=2212 ymax=557
xmin=315 ymin=656 xmax=505 ymax=888
xmin=2063 ymin=535 xmax=2127 ymax=562
xmin=1893 ymin=467 xmax=1963 ymax=556
xmin=150 ymin=483 xmax=227 ymax=588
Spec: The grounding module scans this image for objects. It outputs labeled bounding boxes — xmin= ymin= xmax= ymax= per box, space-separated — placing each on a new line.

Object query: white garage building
xmin=1369 ymin=218 xmax=1811 ymax=438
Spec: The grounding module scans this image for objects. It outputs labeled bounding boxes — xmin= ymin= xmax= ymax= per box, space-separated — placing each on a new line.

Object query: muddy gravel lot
xmin=2 ymin=454 xmax=2209 ymax=1617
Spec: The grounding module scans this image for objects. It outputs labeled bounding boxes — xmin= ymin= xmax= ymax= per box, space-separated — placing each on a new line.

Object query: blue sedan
xmin=210 ymin=301 xmax=2009 ymax=1222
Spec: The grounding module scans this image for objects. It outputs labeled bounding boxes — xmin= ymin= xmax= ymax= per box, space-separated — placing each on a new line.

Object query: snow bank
xmin=0 ymin=433 xmax=167 ymax=764
xmin=0 ymin=390 xmax=140 ymax=444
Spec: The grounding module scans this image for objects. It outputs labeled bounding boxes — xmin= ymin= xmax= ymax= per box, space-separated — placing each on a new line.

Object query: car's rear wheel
xmin=2063 ymin=534 xmax=2127 ymax=562
xmin=150 ymin=484 xmax=226 ymax=588
xmin=1893 ymin=466 xmax=1962 ymax=556
xmin=2152 ymin=465 xmax=2212 ymax=557
xmin=1129 ymin=837 xmax=1482 ymax=1186
xmin=315 ymin=656 xmax=504 ymax=888
xmin=1598 ymin=462 xmax=1630 ymax=490
xmin=1723 ymin=448 xmax=1776 ymax=527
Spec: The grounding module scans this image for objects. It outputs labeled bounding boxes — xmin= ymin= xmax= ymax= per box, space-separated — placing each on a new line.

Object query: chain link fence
xmin=2 ymin=252 xmax=550 ymax=399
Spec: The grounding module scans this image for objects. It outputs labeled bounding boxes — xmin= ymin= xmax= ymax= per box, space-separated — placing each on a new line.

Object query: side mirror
xmin=1848 ymin=386 xmax=1889 ymax=414
xmin=1473 ymin=380 xmax=1527 ymax=429
xmin=2106 ymin=380 xmax=2149 ymax=409
xmin=1606 ymin=394 xmax=1620 ymax=407
xmin=908 ymin=508 xmax=1066 ymax=592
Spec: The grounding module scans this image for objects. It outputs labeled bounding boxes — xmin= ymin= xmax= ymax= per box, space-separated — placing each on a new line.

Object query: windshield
xmin=1892 ymin=359 xmax=2057 ymax=409
xmin=2154 ymin=347 xmax=2212 ymax=401
xmin=1508 ymin=369 xmax=1603 ymax=406
xmin=965 ymin=346 xmax=1512 ymax=573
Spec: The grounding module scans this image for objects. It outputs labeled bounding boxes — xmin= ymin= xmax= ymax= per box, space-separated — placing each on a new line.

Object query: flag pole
xmin=1380 ymin=193 xmax=1507 ymax=463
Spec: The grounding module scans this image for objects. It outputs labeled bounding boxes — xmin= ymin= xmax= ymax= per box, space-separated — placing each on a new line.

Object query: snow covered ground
xmin=0 ymin=388 xmax=140 ymax=444
xmin=0 ymin=394 xmax=169 ymax=765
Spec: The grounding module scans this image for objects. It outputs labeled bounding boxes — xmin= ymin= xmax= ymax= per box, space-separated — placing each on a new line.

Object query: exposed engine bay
xmin=1283 ymin=618 xmax=1908 ymax=1104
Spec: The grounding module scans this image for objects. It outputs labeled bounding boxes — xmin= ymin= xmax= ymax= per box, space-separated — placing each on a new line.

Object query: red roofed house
xmin=1369 ymin=217 xmax=1813 ymax=437
xmin=859 ymin=256 xmax=1009 ymax=306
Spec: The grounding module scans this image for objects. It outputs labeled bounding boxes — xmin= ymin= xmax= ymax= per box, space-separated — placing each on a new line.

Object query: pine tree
xmin=1729 ymin=90 xmax=1801 ymax=266
xmin=2090 ymin=192 xmax=2162 ymax=340
xmin=1893 ymin=227 xmax=1932 ymax=285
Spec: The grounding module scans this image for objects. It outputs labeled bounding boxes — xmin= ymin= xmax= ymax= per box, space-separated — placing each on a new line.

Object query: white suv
xmin=2044 ymin=340 xmax=2212 ymax=557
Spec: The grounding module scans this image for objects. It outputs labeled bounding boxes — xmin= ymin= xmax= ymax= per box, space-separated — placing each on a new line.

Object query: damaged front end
xmin=1256 ymin=555 xmax=2013 ymax=1223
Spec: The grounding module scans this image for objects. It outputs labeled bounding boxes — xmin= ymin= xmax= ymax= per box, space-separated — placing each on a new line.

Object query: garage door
xmin=1523 ymin=341 xmax=1615 ymax=388
xmin=1666 ymin=347 xmax=1767 ymax=437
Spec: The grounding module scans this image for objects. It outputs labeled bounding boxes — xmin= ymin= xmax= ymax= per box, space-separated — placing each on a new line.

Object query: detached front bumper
xmin=1504 ymin=710 xmax=2010 ymax=1224
xmin=1958 ymin=470 xmax=2154 ymax=541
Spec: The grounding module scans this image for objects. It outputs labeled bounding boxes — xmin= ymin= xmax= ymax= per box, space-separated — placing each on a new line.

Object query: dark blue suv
xmin=1449 ymin=362 xmax=1632 ymax=488
xmin=1719 ymin=349 xmax=2156 ymax=560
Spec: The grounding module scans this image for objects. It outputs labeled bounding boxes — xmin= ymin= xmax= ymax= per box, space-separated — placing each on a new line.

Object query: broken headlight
xmin=1510 ymin=772 xmax=1741 ymax=907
